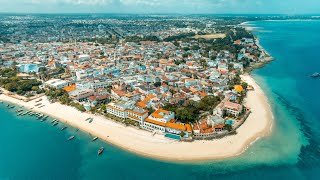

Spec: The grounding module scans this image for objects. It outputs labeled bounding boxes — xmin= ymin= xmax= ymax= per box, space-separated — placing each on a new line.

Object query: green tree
xmin=225 ymin=124 xmax=233 ymax=132
xmin=154 ymin=82 xmax=161 ymax=87
xmin=241 ymin=82 xmax=248 ymax=89
xmin=180 ymin=131 xmax=186 ymax=137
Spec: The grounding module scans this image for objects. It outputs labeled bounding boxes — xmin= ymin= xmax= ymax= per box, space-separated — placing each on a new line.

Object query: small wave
xmin=250 ymin=136 xmax=262 ymax=146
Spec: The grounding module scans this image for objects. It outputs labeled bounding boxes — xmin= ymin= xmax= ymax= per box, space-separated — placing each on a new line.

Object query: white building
xmin=106 ymin=100 xmax=148 ymax=124
xmin=78 ymin=54 xmax=90 ymax=63
xmin=142 ymin=109 xmax=174 ymax=132
xmin=127 ymin=106 xmax=149 ymax=124
xmin=89 ymin=81 xmax=110 ymax=90
xmin=44 ymin=79 xmax=68 ymax=89
xmin=106 ymin=100 xmax=135 ymax=119
xmin=214 ymin=98 xmax=243 ymax=116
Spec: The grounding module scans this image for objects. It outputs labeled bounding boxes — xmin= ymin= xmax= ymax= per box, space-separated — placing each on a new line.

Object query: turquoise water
xmin=1 ymin=20 xmax=320 ymax=179
xmin=225 ymin=120 xmax=234 ymax=125
xmin=165 ymin=133 xmax=181 ymax=140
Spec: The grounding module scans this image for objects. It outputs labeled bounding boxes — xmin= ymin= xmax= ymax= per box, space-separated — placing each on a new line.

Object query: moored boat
xmin=98 ymin=147 xmax=104 ymax=155
xmin=68 ymin=135 xmax=75 ymax=141
xmin=92 ymin=137 xmax=98 ymax=141
xmin=61 ymin=127 xmax=67 ymax=131
xmin=311 ymin=72 xmax=320 ymax=77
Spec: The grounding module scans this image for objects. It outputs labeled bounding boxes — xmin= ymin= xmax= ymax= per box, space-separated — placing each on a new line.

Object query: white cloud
xmin=65 ymin=0 xmax=113 ymax=5
xmin=3 ymin=0 xmax=114 ymax=6
xmin=120 ymin=0 xmax=161 ymax=6
xmin=0 ymin=0 xmax=319 ymax=14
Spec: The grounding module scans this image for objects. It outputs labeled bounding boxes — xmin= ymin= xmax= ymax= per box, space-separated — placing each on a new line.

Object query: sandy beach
xmin=0 ymin=74 xmax=273 ymax=162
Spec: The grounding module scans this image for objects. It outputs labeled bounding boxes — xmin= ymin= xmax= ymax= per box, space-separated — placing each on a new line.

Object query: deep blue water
xmin=1 ymin=20 xmax=320 ymax=179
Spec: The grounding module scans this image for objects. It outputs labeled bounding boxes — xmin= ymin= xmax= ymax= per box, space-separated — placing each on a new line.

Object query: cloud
xmin=65 ymin=0 xmax=113 ymax=5
xmin=120 ymin=0 xmax=161 ymax=6
xmin=0 ymin=0 xmax=319 ymax=14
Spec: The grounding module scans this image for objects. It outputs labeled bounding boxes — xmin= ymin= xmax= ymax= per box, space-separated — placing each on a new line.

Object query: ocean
xmin=1 ymin=20 xmax=320 ymax=179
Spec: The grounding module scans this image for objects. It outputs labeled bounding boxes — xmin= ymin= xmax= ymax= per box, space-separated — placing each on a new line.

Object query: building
xmin=77 ymin=54 xmax=90 ymax=64
xmin=142 ymin=109 xmax=192 ymax=136
xmin=111 ymin=89 xmax=127 ymax=99
xmin=143 ymin=109 xmax=174 ymax=132
xmin=214 ymin=98 xmax=243 ymax=116
xmin=89 ymin=81 xmax=109 ymax=90
xmin=136 ymin=94 xmax=155 ymax=109
xmin=165 ymin=120 xmax=192 ymax=135
xmin=127 ymin=106 xmax=149 ymax=124
xmin=69 ymin=89 xmax=94 ymax=102
xmin=106 ymin=100 xmax=135 ymax=119
xmin=88 ymin=95 xmax=110 ymax=107
xmin=193 ymin=120 xmax=215 ymax=138
xmin=44 ymin=79 xmax=69 ymax=89
xmin=106 ymin=101 xmax=148 ymax=124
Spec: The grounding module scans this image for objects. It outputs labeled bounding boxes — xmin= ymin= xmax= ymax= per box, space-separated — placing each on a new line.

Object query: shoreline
xmin=241 ymin=21 xmax=275 ymax=72
xmin=0 ymin=74 xmax=274 ymax=162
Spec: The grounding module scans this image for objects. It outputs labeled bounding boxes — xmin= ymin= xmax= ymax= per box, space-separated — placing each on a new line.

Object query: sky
xmin=0 ymin=0 xmax=319 ymax=14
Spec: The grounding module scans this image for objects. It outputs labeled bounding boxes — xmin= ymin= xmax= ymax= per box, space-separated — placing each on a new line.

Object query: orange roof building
xmin=142 ymin=109 xmax=192 ymax=135
xmin=234 ymin=85 xmax=244 ymax=93
xmin=136 ymin=94 xmax=155 ymax=108
xmin=215 ymin=98 xmax=243 ymax=116
xmin=64 ymin=84 xmax=77 ymax=92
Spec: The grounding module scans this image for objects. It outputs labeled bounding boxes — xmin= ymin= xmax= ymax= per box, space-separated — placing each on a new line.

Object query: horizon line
xmin=0 ymin=12 xmax=319 ymax=16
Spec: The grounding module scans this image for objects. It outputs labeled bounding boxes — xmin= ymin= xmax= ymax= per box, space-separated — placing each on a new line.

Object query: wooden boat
xmin=16 ymin=109 xmax=23 ymax=113
xmin=98 ymin=147 xmax=104 ymax=155
xmin=311 ymin=72 xmax=320 ymax=78
xmin=68 ymin=136 xmax=75 ymax=141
